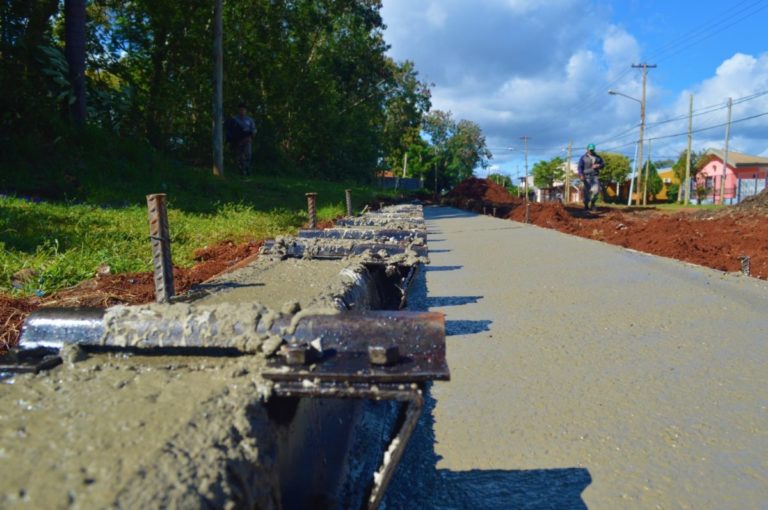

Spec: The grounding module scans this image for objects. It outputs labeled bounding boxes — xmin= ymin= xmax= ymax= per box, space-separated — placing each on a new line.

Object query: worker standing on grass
xmin=578 ymin=143 xmax=605 ymax=211
xmin=226 ymin=103 xmax=256 ymax=176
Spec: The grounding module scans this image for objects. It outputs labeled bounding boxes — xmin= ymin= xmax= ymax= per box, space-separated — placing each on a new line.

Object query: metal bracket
xmin=270 ymin=381 xmax=424 ymax=510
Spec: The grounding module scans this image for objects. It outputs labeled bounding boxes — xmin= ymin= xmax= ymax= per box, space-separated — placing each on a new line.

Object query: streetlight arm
xmin=608 ymin=89 xmax=641 ymax=103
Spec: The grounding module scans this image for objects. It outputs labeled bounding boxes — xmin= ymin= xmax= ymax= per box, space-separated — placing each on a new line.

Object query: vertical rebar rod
xmin=147 ymin=193 xmax=174 ymax=302
xmin=739 ymin=256 xmax=751 ymax=276
xmin=306 ymin=192 xmax=317 ymax=229
xmin=345 ymin=189 xmax=353 ymax=217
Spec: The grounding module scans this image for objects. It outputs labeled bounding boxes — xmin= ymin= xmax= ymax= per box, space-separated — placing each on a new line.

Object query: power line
xmin=648 ymin=110 xmax=768 ymax=142
xmin=532 ymin=0 xmax=767 ymax=142
xmin=652 ymin=1 xmax=768 ymax=64
xmin=645 ymin=89 xmax=768 ymax=128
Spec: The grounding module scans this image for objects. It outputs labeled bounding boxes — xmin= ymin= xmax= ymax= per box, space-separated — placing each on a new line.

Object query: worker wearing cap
xmin=578 ymin=143 xmax=605 ymax=210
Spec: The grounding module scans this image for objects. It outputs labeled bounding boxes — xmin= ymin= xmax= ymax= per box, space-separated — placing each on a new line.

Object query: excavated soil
xmin=447 ymin=178 xmax=768 ymax=280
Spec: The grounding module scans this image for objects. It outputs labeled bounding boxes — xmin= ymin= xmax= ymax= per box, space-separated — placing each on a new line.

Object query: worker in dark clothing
xmin=225 ymin=103 xmax=256 ymax=176
xmin=578 ymin=143 xmax=605 ymax=210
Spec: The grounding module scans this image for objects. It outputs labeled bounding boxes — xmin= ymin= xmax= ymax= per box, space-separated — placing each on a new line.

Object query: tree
xmin=422 ymin=110 xmax=491 ymax=192
xmin=488 ymin=173 xmax=513 ymax=188
xmin=640 ymin=161 xmax=663 ymax=201
xmin=532 ymin=157 xmax=564 ymax=188
xmin=672 ymin=149 xmax=703 ymax=203
xmin=382 ymin=60 xmax=431 ymax=172
xmin=598 ymin=152 xmax=631 ymax=187
xmin=64 ymin=0 xmax=87 ymax=123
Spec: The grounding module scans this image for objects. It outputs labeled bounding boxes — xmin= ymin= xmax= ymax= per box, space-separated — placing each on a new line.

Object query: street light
xmin=609 ymin=89 xmax=646 ymax=206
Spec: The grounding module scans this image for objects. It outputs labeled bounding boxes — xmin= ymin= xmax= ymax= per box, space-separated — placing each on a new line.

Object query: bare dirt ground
xmin=444 ymin=177 xmax=768 ymax=279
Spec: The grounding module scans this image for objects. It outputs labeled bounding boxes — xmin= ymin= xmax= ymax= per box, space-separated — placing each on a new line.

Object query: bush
xmin=667 ymin=183 xmax=680 ymax=203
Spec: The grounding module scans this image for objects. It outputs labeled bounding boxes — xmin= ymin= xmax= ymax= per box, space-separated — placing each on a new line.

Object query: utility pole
xmin=683 ymin=93 xmax=693 ymax=205
xmin=627 ymin=142 xmax=638 ymax=206
xmin=719 ymin=97 xmax=733 ymax=205
xmin=565 ymin=141 xmax=572 ymax=204
xmin=632 ymin=63 xmax=656 ymax=206
xmin=521 ymin=136 xmax=530 ymax=223
xmin=212 ymin=0 xmax=224 ymax=177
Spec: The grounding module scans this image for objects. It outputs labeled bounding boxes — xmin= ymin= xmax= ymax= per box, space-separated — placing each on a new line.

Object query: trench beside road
xmin=386 ymin=206 xmax=767 ymax=509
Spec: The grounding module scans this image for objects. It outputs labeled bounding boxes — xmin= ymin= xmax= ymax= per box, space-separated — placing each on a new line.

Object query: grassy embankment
xmin=1 ymin=128 xmax=408 ymax=297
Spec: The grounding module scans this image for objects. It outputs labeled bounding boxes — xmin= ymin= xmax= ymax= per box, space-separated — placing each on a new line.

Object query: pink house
xmin=696 ymin=149 xmax=768 ymax=204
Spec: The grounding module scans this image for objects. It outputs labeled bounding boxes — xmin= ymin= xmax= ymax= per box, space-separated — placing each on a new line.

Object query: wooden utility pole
xmin=683 ymin=93 xmax=693 ymax=205
xmin=565 ymin=141 xmax=572 ymax=204
xmin=212 ymin=0 xmax=224 ymax=177
xmin=719 ymin=97 xmax=733 ymax=205
xmin=632 ymin=63 xmax=656 ymax=206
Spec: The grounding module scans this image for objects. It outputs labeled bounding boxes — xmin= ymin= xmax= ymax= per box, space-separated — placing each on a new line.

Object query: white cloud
xmin=425 ymin=2 xmax=448 ymax=27
xmin=380 ymin=1 xmax=768 ymax=173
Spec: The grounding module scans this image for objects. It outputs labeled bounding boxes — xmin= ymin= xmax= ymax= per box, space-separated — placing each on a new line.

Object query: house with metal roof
xmin=696 ymin=149 xmax=768 ymax=204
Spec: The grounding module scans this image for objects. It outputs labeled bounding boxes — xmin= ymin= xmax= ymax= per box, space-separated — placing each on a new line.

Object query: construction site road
xmin=385 ymin=206 xmax=767 ymax=509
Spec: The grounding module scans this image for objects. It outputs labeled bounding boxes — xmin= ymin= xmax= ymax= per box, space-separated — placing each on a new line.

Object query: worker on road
xmin=578 ymin=143 xmax=605 ymax=211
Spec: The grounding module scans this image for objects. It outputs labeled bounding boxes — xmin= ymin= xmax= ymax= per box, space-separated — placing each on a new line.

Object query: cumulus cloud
xmin=381 ymin=0 xmax=768 ymax=172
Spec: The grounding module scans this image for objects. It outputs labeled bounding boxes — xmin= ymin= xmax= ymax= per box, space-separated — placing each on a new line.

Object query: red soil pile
xmin=446 ymin=177 xmax=520 ymax=205
xmin=0 ymin=239 xmax=263 ymax=352
xmin=503 ymin=203 xmax=768 ymax=280
xmin=734 ymin=187 xmax=768 ymax=211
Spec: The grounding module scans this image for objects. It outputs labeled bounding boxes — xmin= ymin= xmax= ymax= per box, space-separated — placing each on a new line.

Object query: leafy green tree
xmin=671 ymin=149 xmax=704 ymax=202
xmin=639 ymin=161 xmax=663 ymax=201
xmin=532 ymin=157 xmax=564 ymax=188
xmin=488 ymin=173 xmax=513 ymax=188
xmin=598 ymin=152 xmax=631 ymax=186
xmin=382 ymin=60 xmax=431 ymax=173
xmin=422 ymin=110 xmax=491 ymax=192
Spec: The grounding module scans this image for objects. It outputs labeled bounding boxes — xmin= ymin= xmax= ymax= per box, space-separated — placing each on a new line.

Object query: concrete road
xmin=385 ymin=206 xmax=767 ymax=509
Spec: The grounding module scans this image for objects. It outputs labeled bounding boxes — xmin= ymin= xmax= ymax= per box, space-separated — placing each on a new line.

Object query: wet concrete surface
xmin=0 ymin=206 xmax=431 ymax=509
xmin=0 ymin=258 xmax=368 ymax=509
xmin=385 ymin=206 xmax=767 ymax=509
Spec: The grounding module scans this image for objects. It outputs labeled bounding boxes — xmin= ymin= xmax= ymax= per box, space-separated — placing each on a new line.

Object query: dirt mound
xmin=735 ymin=187 xmax=768 ymax=211
xmin=446 ymin=177 xmax=519 ymax=205
xmin=505 ymin=200 xmax=574 ymax=228
xmin=0 ymin=239 xmax=264 ymax=352
xmin=461 ymin=198 xmax=768 ymax=281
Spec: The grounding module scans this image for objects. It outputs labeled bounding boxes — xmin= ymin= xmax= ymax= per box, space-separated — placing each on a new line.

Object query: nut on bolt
xmin=284 ymin=343 xmax=317 ymax=366
xmin=368 ymin=345 xmax=399 ymax=366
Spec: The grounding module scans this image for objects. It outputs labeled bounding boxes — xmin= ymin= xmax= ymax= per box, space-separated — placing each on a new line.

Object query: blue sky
xmin=381 ymin=0 xmax=768 ymax=179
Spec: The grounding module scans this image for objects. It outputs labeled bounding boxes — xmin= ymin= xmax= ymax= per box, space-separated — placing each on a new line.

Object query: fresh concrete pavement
xmin=385 ymin=206 xmax=767 ymax=509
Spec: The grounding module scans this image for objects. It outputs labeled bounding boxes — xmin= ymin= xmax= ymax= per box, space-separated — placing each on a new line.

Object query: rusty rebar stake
xmin=738 ymin=255 xmax=751 ymax=276
xmin=306 ymin=192 xmax=318 ymax=229
xmin=345 ymin=189 xmax=353 ymax=217
xmin=146 ymin=193 xmax=174 ymax=302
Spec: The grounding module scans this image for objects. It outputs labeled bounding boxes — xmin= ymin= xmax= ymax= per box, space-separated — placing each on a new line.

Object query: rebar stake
xmin=738 ymin=255 xmax=751 ymax=276
xmin=146 ymin=193 xmax=174 ymax=303
xmin=345 ymin=189 xmax=353 ymax=217
xmin=306 ymin=192 xmax=318 ymax=229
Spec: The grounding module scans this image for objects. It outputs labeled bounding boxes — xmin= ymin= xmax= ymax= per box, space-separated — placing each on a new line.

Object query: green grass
xmin=0 ymin=127 xmax=409 ymax=296
xmin=600 ymin=201 xmax=725 ymax=213
xmin=0 ymin=179 xmax=399 ymax=296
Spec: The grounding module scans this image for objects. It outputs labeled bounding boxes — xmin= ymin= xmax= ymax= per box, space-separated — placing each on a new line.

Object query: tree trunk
xmin=212 ymin=0 xmax=224 ymax=176
xmin=64 ymin=0 xmax=87 ymax=124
